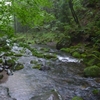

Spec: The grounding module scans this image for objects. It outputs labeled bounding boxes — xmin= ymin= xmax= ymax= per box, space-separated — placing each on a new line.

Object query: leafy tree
xmin=0 ymin=0 xmax=13 ymax=36
xmin=0 ymin=0 xmax=54 ymax=35
xmin=11 ymin=0 xmax=54 ymax=30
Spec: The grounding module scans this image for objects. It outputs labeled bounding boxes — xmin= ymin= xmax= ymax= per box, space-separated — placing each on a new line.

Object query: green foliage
xmin=72 ymin=96 xmax=83 ymax=100
xmin=61 ymin=48 xmax=71 ymax=53
xmin=0 ymin=0 xmax=14 ymax=35
xmin=14 ymin=63 xmax=24 ymax=70
xmin=12 ymin=0 xmax=54 ymax=27
xmin=6 ymin=59 xmax=15 ymax=66
xmin=72 ymin=51 xmax=81 ymax=58
xmin=92 ymin=89 xmax=100 ymax=95
xmin=0 ymin=58 xmax=3 ymax=63
xmin=44 ymin=53 xmax=57 ymax=59
xmin=84 ymin=65 xmax=100 ymax=77
xmin=32 ymin=64 xmax=41 ymax=69
xmin=73 ymin=0 xmax=84 ymax=11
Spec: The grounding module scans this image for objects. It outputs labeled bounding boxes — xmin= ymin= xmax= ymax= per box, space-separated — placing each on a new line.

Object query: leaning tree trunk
xmin=69 ymin=0 xmax=81 ymax=27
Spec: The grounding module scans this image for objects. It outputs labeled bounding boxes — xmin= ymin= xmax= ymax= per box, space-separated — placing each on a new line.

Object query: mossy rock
xmin=4 ymin=52 xmax=14 ymax=56
xmin=72 ymin=52 xmax=81 ymax=58
xmin=33 ymin=53 xmax=44 ymax=58
xmin=40 ymin=48 xmax=50 ymax=52
xmin=0 ymin=59 xmax=3 ymax=63
xmin=30 ymin=60 xmax=38 ymax=64
xmin=72 ymin=96 xmax=83 ymax=100
xmin=13 ymin=53 xmax=23 ymax=57
xmin=15 ymin=64 xmax=24 ymax=70
xmin=44 ymin=54 xmax=57 ymax=59
xmin=61 ymin=48 xmax=71 ymax=53
xmin=7 ymin=59 xmax=15 ymax=66
xmin=92 ymin=89 xmax=100 ymax=95
xmin=31 ymin=49 xmax=44 ymax=58
xmin=81 ymin=53 xmax=87 ymax=58
xmin=3 ymin=45 xmax=11 ymax=50
xmin=84 ymin=65 xmax=100 ymax=77
xmin=32 ymin=64 xmax=41 ymax=69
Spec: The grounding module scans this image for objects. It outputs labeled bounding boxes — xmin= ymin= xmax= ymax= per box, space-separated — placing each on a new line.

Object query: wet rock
xmin=30 ymin=89 xmax=62 ymax=100
xmin=39 ymin=66 xmax=51 ymax=71
xmin=4 ymin=65 xmax=9 ymax=69
xmin=47 ymin=94 xmax=54 ymax=100
xmin=0 ymin=86 xmax=16 ymax=100
xmin=14 ymin=63 xmax=24 ymax=71
xmin=0 ymin=67 xmax=3 ymax=72
xmin=6 ymin=69 xmax=13 ymax=75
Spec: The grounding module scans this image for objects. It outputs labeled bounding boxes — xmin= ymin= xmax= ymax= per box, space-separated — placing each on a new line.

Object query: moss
xmin=30 ymin=60 xmax=38 ymax=64
xmin=61 ymin=48 xmax=71 ymax=53
xmin=19 ymin=42 xmax=30 ymax=49
xmin=40 ymin=48 xmax=50 ymax=52
xmin=44 ymin=54 xmax=57 ymax=59
xmin=86 ymin=58 xmax=95 ymax=66
xmin=31 ymin=49 xmax=44 ymax=58
xmin=0 ymin=59 xmax=3 ymax=63
xmin=81 ymin=53 xmax=87 ymax=58
xmin=4 ymin=52 xmax=14 ymax=56
xmin=92 ymin=89 xmax=100 ymax=95
xmin=84 ymin=65 xmax=100 ymax=77
xmin=7 ymin=59 xmax=15 ymax=66
xmin=72 ymin=96 xmax=83 ymax=100
xmin=15 ymin=64 xmax=24 ymax=70
xmin=72 ymin=51 xmax=81 ymax=58
xmin=3 ymin=45 xmax=11 ymax=50
xmin=32 ymin=64 xmax=41 ymax=69
xmin=13 ymin=53 xmax=23 ymax=57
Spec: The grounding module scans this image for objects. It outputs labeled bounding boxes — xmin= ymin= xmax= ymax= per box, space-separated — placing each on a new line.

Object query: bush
xmin=84 ymin=65 xmax=100 ymax=77
xmin=72 ymin=51 xmax=81 ymax=58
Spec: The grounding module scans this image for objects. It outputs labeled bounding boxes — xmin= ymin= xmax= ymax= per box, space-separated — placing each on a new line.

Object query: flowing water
xmin=0 ymin=44 xmax=100 ymax=100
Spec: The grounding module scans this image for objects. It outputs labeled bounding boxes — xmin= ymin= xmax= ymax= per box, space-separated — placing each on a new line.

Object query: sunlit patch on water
xmin=57 ymin=55 xmax=82 ymax=63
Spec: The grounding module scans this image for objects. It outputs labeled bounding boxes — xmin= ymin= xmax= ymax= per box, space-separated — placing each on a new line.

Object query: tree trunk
xmin=69 ymin=0 xmax=81 ymax=27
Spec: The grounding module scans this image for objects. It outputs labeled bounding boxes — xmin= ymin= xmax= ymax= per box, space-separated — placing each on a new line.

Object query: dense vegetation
xmin=0 ymin=0 xmax=100 ymax=77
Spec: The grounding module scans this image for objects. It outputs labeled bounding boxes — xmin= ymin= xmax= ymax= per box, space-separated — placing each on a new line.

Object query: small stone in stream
xmin=0 ymin=64 xmax=3 ymax=67
xmin=0 ymin=67 xmax=3 ymax=72
xmin=6 ymin=69 xmax=13 ymax=75
xmin=39 ymin=66 xmax=51 ymax=71
xmin=4 ymin=65 xmax=9 ymax=69
xmin=0 ymin=74 xmax=3 ymax=79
